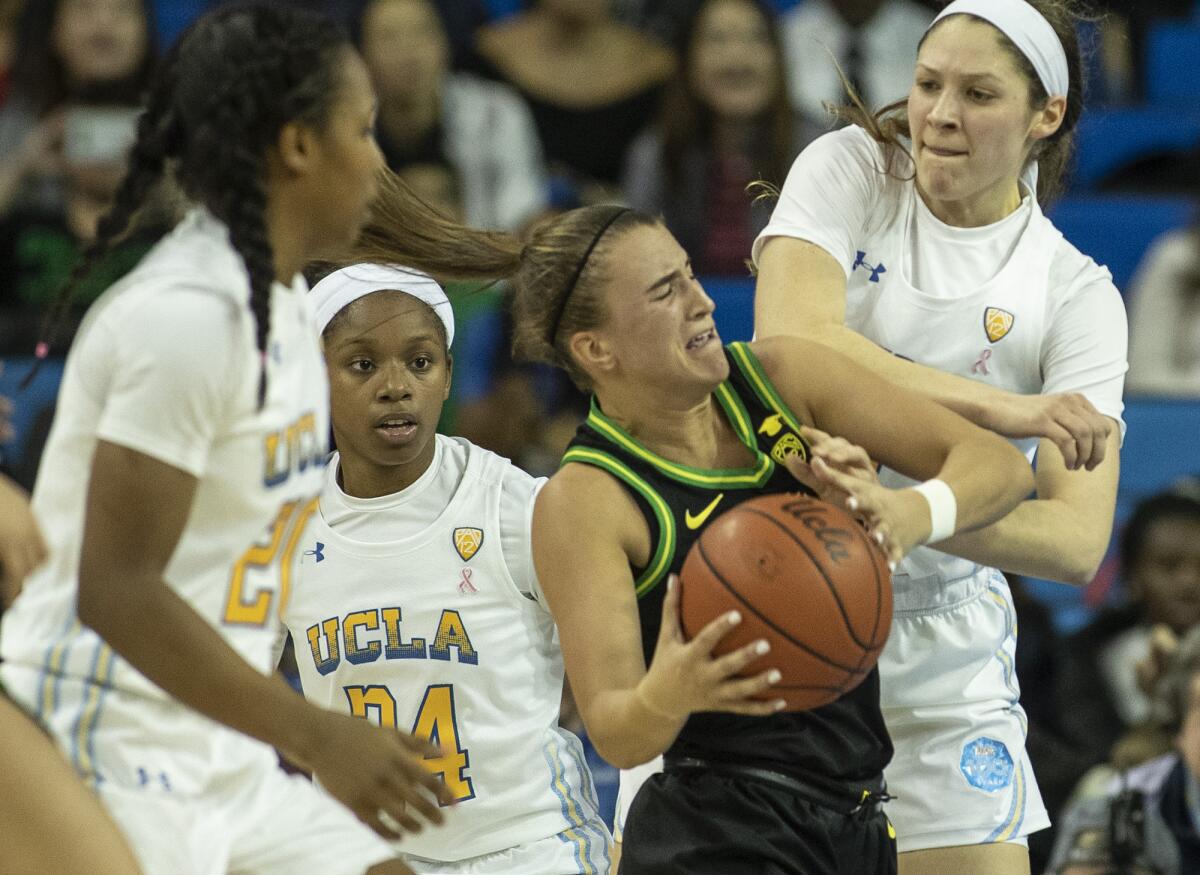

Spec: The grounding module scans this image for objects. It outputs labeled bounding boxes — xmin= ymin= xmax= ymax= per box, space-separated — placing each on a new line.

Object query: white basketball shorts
xmin=1 ymin=662 xmax=395 ymax=875
xmin=878 ymin=569 xmax=1049 ymax=852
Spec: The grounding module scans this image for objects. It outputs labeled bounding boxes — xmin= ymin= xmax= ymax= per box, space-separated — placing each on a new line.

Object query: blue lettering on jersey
xmin=960 ymin=736 xmax=1014 ymax=792
xmin=306 ymin=607 xmax=477 ymax=674
xmin=852 ymin=250 xmax=887 ymax=283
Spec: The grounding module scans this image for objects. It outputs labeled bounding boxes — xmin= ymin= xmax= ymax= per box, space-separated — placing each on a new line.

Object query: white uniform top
xmin=1 ymin=209 xmax=329 ymax=700
xmin=283 ymin=435 xmax=604 ymax=864
xmin=754 ymin=127 xmax=1128 ymax=605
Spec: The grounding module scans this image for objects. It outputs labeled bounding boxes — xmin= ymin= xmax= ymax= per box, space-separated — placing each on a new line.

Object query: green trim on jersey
xmin=728 ymin=341 xmax=809 ymax=439
xmin=583 ymin=396 xmax=774 ymax=489
xmin=559 ymin=446 xmax=676 ymax=597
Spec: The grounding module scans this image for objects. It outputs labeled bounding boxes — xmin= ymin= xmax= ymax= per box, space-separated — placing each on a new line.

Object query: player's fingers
xmin=359 ymin=808 xmax=403 ymax=841
xmin=389 ymin=768 xmax=447 ymax=823
xmin=717 ymin=667 xmax=783 ymax=702
xmin=711 ymin=638 xmax=771 ymax=679
xmin=657 ymin=574 xmax=684 ymax=645
xmin=1041 ymin=421 xmax=1078 ymax=470
xmin=689 ymin=608 xmax=743 ymax=657
xmin=396 ymin=731 xmax=445 ymax=761
xmin=1084 ymin=416 xmax=1112 ymax=470
xmin=811 ymin=457 xmax=865 ymax=495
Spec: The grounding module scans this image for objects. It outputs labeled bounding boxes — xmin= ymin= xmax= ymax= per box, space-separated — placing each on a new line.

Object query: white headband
xmin=310 ymin=263 xmax=454 ymax=348
xmin=930 ymin=0 xmax=1069 ymax=99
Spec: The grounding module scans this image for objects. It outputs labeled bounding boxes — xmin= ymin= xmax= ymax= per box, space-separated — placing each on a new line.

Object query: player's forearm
xmin=767 ymin=321 xmax=1006 ymax=428
xmin=935 ymin=497 xmax=1108 ymax=585
xmin=928 ymin=438 xmax=1034 ymax=536
xmin=583 ymin=687 xmax=686 ymax=770
xmin=77 ymin=576 xmax=329 ymax=764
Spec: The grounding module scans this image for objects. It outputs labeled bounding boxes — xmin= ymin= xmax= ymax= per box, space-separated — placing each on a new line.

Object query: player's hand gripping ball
xmin=679 ymin=493 xmax=892 ymax=711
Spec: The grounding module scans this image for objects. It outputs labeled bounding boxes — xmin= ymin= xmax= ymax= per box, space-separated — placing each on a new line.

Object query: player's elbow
xmin=1057 ymin=543 xmax=1106 ymax=587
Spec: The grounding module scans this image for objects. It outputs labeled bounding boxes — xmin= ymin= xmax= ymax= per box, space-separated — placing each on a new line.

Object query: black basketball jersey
xmin=563 ymin=342 xmax=892 ymax=790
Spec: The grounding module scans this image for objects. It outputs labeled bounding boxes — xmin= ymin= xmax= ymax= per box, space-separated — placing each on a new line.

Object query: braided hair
xmin=35 ymin=2 xmax=352 ymax=407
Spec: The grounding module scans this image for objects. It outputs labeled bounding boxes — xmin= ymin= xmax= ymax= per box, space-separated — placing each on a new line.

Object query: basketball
xmin=679 ymin=493 xmax=892 ymax=711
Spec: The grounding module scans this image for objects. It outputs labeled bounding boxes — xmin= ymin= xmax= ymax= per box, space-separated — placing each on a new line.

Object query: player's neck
xmin=336 ymin=443 xmax=437 ymax=500
xmin=599 ymin=390 xmax=749 ymax=471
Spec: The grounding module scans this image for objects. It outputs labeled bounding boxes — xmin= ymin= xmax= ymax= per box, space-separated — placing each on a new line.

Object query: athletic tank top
xmin=564 ymin=342 xmax=892 ymax=790
xmin=285 ymin=440 xmax=602 ymax=863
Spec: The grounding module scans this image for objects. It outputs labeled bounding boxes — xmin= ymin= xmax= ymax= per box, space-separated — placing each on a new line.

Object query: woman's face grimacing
xmin=324 ymin=291 xmax=451 ymax=493
xmin=907 ymin=15 xmax=1065 ymax=226
xmin=570 ymin=223 xmax=727 ymax=396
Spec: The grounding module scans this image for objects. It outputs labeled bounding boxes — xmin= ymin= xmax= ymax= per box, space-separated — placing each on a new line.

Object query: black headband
xmin=547 ymin=206 xmax=631 ymax=345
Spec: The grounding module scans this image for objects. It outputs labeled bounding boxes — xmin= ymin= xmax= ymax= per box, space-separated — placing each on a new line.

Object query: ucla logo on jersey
xmin=263 ymin=411 xmax=325 ymax=488
xmin=453 ymin=527 xmax=484 ymax=562
xmin=307 ymin=607 xmax=479 ymax=675
xmin=984 ymin=307 xmax=1015 ymax=343
xmin=852 ymin=250 xmax=887 ymax=283
xmin=959 ymin=736 xmax=1014 ymax=793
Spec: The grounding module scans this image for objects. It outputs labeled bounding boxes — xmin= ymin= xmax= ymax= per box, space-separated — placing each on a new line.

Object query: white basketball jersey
xmin=1 ymin=209 xmax=329 ymax=704
xmin=284 ymin=441 xmax=602 ymax=863
xmin=844 ymin=186 xmax=1090 ymax=590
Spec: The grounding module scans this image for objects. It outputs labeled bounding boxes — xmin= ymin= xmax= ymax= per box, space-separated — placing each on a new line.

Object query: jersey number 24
xmin=344 ymin=683 xmax=475 ymax=803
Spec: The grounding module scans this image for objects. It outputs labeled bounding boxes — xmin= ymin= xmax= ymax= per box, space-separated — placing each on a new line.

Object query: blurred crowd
xmin=1 ymin=1 xmax=1199 ymax=872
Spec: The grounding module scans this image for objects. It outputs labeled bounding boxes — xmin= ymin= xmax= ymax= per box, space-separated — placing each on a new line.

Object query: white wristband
xmin=912 ymin=479 xmax=957 ymax=544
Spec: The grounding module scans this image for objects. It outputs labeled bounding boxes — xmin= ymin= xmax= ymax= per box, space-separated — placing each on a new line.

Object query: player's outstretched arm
xmin=76 ymin=441 xmax=452 ymax=838
xmin=754 ymin=237 xmax=1112 ymax=470
xmin=932 ymin=428 xmax=1120 ymax=585
xmin=532 ymin=464 xmax=782 ymax=770
xmin=753 ymin=336 xmax=1035 ymax=561
xmin=0 ymin=473 xmax=47 ymax=606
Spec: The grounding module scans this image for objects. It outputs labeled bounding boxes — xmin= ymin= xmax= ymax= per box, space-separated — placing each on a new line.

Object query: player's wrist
xmin=633 ymin=677 xmax=687 ymax=722
xmin=909 ymin=479 xmax=957 ymax=544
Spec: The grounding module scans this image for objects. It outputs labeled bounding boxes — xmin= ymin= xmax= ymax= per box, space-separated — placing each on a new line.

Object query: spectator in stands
xmin=0 ymin=0 xmax=155 ymax=219
xmin=1055 ymin=481 xmax=1200 ymax=776
xmin=1127 ymin=222 xmax=1200 ymax=397
xmin=780 ymin=0 xmax=931 ymax=123
xmin=1047 ymin=624 xmax=1200 ymax=875
xmin=0 ymin=105 xmax=172 ymax=356
xmin=622 ymin=0 xmax=822 ymax=276
xmin=477 ymin=0 xmax=675 ymax=202
xmin=354 ymin=0 xmax=548 ymax=231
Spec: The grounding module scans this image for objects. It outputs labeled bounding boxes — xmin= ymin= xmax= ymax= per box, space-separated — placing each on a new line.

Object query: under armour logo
xmin=852 ymin=251 xmax=887 ymax=283
xmin=304 ymin=542 xmax=325 ymax=563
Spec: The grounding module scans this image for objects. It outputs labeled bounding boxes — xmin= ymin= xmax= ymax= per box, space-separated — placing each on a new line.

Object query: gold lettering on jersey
xmin=984 ymin=307 xmax=1015 ymax=343
xmin=263 ymin=412 xmax=324 ymax=488
xmin=771 ymin=432 xmax=809 ymax=465
xmin=452 ymin=527 xmax=484 ymax=562
xmin=307 ymin=608 xmax=476 ymax=675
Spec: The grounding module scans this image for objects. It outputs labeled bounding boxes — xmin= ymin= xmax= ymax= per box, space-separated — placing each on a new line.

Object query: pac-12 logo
xmin=984 ymin=307 xmax=1015 ymax=343
xmin=852 ymin=251 xmax=887 ymax=283
xmin=453 ymin=527 xmax=484 ymax=562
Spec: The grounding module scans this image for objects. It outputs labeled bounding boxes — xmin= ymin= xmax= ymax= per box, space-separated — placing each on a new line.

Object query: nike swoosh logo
xmin=685 ymin=493 xmax=725 ymax=530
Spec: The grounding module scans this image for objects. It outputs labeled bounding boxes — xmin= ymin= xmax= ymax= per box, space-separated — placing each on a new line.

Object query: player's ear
xmin=568 ymin=330 xmax=612 ymax=380
xmin=272 ymin=120 xmax=319 ymax=176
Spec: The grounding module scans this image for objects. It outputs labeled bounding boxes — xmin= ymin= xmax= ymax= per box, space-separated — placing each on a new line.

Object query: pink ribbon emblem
xmin=458 ymin=568 xmax=478 ymax=594
xmin=971 ymin=349 xmax=993 ymax=376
